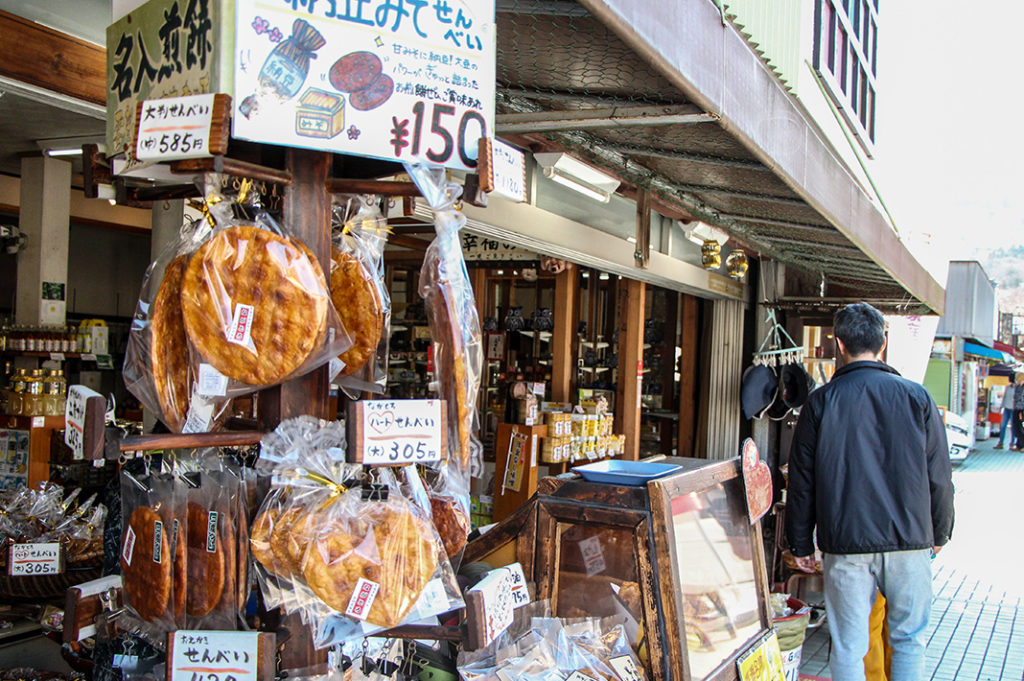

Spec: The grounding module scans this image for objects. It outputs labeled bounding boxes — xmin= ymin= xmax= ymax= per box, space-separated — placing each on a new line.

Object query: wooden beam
xmin=551 ymin=264 xmax=577 ymax=403
xmin=0 ymin=10 xmax=106 ymax=106
xmin=677 ymin=293 xmax=700 ymax=458
xmin=326 ymin=179 xmax=420 ymax=196
xmin=615 ymin=278 xmax=645 ymax=460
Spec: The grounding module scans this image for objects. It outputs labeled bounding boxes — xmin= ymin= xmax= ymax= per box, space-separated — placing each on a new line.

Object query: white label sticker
xmin=227 ymin=303 xmax=255 ymax=347
xmin=608 ymin=655 xmax=644 ymax=681
xmin=197 ymin=364 xmax=229 ymax=397
xmin=9 ymin=542 xmax=62 ymax=576
xmin=182 ymin=397 xmax=215 ymax=434
xmin=417 ymin=577 xmax=450 ymax=616
xmin=122 ymin=526 xmax=136 ymax=567
xmin=578 ymin=536 xmax=606 ymax=576
xmin=346 ymin=578 xmax=380 ymax=620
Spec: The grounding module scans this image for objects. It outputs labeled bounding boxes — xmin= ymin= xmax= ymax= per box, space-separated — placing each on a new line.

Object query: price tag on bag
xmin=9 ymin=542 xmax=63 ymax=576
xmin=348 ymin=400 xmax=447 ymax=465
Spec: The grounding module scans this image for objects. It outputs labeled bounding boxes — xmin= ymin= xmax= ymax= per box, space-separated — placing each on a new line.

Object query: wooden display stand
xmin=2 ymin=414 xmax=65 ymax=488
xmin=493 ymin=422 xmax=546 ymax=522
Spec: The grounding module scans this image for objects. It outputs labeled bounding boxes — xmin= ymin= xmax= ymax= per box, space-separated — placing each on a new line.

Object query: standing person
xmin=995 ymin=376 xmax=1020 ymax=449
xmin=785 ymin=303 xmax=954 ymax=681
xmin=1013 ymin=376 xmax=1024 ymax=451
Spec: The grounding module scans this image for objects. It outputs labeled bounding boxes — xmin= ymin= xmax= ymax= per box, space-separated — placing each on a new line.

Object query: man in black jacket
xmin=786 ymin=303 xmax=954 ymax=681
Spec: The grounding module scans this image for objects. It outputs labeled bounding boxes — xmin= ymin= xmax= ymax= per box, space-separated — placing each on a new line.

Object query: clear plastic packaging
xmin=118 ymin=456 xmax=184 ymax=636
xmin=329 ymin=195 xmax=392 ymax=395
xmin=123 ymin=215 xmax=234 ymax=433
xmin=405 ymin=163 xmax=483 ymax=564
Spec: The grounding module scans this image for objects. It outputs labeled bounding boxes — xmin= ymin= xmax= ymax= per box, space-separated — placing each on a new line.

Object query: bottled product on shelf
xmin=1 ymin=324 xmax=78 ymax=353
xmin=2 ymin=367 xmax=66 ymax=417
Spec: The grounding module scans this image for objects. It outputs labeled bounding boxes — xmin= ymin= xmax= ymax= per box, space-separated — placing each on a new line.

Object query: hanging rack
xmin=752 ymin=309 xmax=805 ymax=367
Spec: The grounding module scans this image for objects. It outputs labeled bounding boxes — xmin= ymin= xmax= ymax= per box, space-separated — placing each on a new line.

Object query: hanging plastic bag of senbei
xmin=405 ymin=162 xmax=483 ymax=564
xmin=178 ymin=189 xmax=354 ymax=402
xmin=328 ymin=195 xmax=392 ymax=395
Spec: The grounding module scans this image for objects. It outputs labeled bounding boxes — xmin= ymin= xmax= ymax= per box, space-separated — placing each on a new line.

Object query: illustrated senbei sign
xmin=106 ymin=0 xmax=234 ymax=164
xmin=233 ymin=0 xmax=496 ymax=171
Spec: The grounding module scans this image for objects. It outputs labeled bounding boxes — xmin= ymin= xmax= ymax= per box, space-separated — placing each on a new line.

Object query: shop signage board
xmin=466 ymin=566 xmax=514 ymax=647
xmin=106 ymin=0 xmax=235 ymax=164
xmin=65 ymin=385 xmax=106 ymax=461
xmin=461 ymin=233 xmax=535 ymax=262
xmin=348 ymin=399 xmax=447 ymax=465
xmin=232 ymin=0 xmax=495 ymax=171
xmin=9 ymin=542 xmax=63 ymax=576
xmin=169 ymin=630 xmax=260 ymax=681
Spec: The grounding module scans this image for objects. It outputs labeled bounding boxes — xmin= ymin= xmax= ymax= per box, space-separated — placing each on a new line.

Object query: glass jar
xmin=24 ymin=369 xmax=45 ymax=416
xmin=43 ymin=370 xmax=62 ymax=416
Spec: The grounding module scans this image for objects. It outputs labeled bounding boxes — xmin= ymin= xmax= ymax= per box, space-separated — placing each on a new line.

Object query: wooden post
xmin=551 ymin=263 xmax=577 ymax=404
xmin=255 ymin=148 xmax=331 ymax=675
xmin=615 ymin=278 xmax=645 ymax=460
xmin=678 ymin=293 xmax=700 ymax=458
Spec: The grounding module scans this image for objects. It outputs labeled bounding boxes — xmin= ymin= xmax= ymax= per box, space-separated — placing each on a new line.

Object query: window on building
xmin=813 ymin=0 xmax=878 ymax=154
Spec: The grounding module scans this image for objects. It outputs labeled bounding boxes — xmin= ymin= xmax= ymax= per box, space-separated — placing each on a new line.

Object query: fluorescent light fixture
xmin=683 ymin=220 xmax=729 ymax=246
xmin=599 ymin=272 xmax=610 ymax=280
xmin=35 ymin=135 xmax=106 ymax=158
xmin=534 ymin=152 xmax=620 ymax=203
xmin=46 ymin=147 xmax=84 ymax=157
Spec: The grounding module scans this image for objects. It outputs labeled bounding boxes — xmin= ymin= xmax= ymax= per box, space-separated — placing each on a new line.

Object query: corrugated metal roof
xmin=716 ymin=0 xmax=804 ymax=92
xmin=494 ymin=0 xmax=943 ymax=314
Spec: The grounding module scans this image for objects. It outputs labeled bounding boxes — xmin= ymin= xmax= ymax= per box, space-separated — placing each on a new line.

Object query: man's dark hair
xmin=834 ymin=302 xmax=885 ymax=356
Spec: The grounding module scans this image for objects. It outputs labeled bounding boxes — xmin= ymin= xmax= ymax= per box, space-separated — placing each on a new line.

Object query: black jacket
xmin=785 ymin=360 xmax=954 ymax=556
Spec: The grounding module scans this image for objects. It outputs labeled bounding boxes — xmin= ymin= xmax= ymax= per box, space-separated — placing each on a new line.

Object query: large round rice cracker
xmin=181 ymin=225 xmax=328 ymax=385
xmin=121 ymin=506 xmax=172 ymax=622
xmin=151 ymin=255 xmax=191 ymax=431
xmin=330 ymin=248 xmax=383 ymax=377
xmin=186 ymin=502 xmax=226 ymax=617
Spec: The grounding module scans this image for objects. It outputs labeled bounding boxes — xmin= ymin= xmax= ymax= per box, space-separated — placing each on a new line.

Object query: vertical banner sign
xmin=106 ymin=0 xmax=233 ymax=164
xmin=502 ymin=431 xmax=527 ymax=492
xmin=233 ymin=0 xmax=495 ymax=171
xmin=65 ymin=385 xmax=103 ymax=460
xmin=170 ymin=630 xmax=260 ymax=681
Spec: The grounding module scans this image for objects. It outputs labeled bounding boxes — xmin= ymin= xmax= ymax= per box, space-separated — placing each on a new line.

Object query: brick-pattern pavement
xmin=797 ymin=438 xmax=1024 ymax=680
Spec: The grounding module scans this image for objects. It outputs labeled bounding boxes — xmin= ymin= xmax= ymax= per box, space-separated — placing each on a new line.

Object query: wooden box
xmin=296 ymin=88 xmax=345 ymax=139
xmin=465 ymin=457 xmax=773 ymax=681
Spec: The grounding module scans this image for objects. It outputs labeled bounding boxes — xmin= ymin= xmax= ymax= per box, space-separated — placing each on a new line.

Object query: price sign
xmin=348 ymin=400 xmax=447 ymax=465
xmin=466 ymin=567 xmax=514 ymax=648
xmin=9 ymin=542 xmax=63 ymax=576
xmin=578 ymin=535 xmax=606 ymax=576
xmin=136 ymin=93 xmax=217 ymax=162
xmin=478 ymin=138 xmax=527 ymax=202
xmin=170 ymin=630 xmax=260 ymax=681
xmin=232 ymin=0 xmax=495 ymax=171
xmin=500 ymin=562 xmax=530 ymax=609
xmin=65 ymin=385 xmax=104 ymax=461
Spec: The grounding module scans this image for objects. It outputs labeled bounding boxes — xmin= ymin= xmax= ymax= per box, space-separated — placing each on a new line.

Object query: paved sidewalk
xmin=798 ymin=436 xmax=1024 ymax=680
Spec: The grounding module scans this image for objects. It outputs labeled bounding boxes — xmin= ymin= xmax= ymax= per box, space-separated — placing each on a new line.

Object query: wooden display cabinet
xmin=465 ymin=457 xmax=772 ymax=681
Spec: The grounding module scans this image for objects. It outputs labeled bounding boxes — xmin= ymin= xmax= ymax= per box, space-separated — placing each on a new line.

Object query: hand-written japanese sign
xmin=233 ymin=0 xmax=495 ymax=171
xmin=461 ymin=232 xmax=535 ymax=262
xmin=478 ymin=138 xmax=527 ymax=202
xmin=107 ymin=0 xmax=231 ymax=163
xmin=65 ymin=385 xmax=103 ymax=461
xmin=349 ymin=400 xmax=446 ymax=465
xmin=136 ymin=93 xmax=216 ymax=161
xmin=170 ymin=630 xmax=259 ymax=681
xmin=9 ymin=543 xmax=63 ymax=576
xmin=467 ymin=567 xmax=514 ymax=647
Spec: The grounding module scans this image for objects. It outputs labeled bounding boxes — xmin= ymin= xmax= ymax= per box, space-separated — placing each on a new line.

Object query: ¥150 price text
xmin=389 ymin=102 xmax=487 ymax=167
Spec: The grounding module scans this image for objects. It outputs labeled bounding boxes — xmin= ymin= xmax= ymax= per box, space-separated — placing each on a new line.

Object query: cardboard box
xmin=296 ymin=88 xmax=345 ymax=139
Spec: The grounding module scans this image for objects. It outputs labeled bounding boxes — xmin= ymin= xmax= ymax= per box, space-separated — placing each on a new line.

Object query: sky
xmin=872 ymin=1 xmax=1024 ymax=273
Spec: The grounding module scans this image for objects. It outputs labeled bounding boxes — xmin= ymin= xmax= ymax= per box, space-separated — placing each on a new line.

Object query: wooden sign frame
xmin=346 ymin=400 xmax=448 ymax=466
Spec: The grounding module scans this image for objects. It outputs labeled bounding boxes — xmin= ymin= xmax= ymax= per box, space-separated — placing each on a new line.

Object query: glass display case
xmin=465 ymin=457 xmax=772 ymax=681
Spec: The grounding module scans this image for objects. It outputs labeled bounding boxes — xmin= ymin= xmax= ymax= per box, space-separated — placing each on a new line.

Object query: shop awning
xmin=494 ymin=0 xmax=944 ymax=314
xmin=964 ymin=342 xmax=1007 ymax=362
xmin=994 ymin=341 xmax=1024 ymax=362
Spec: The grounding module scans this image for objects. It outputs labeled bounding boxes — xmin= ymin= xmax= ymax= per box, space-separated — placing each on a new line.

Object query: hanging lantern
xmin=726 ymin=249 xmax=749 ymax=280
xmin=701 ymin=239 xmax=722 ymax=270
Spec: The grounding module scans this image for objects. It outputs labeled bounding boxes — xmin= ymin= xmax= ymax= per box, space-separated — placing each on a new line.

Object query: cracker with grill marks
xmin=181 ymin=225 xmax=329 ymax=385
xmin=186 ymin=502 xmax=226 ymax=617
xmin=121 ymin=506 xmax=171 ymax=622
xmin=151 ymin=255 xmax=192 ymax=430
xmin=330 ymin=247 xmax=383 ymax=377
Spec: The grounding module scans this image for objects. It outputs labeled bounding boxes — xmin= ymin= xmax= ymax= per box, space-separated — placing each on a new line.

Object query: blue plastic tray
xmin=572 ymin=460 xmax=682 ymax=485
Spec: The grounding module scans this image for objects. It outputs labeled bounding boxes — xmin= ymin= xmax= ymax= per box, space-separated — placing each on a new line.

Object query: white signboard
xmin=136 ymin=93 xmax=216 ymax=161
xmin=885 ymin=315 xmax=941 ymax=385
xmin=461 ymin=232 xmax=535 ymax=262
xmin=468 ymin=567 xmax=513 ymax=646
xmin=360 ymin=399 xmax=444 ymax=464
xmin=233 ymin=0 xmax=495 ymax=171
xmin=9 ymin=542 xmax=63 ymax=576
xmin=480 ymin=137 xmax=527 ymax=202
xmin=170 ymin=630 xmax=260 ymax=681
xmin=65 ymin=385 xmax=103 ymax=460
